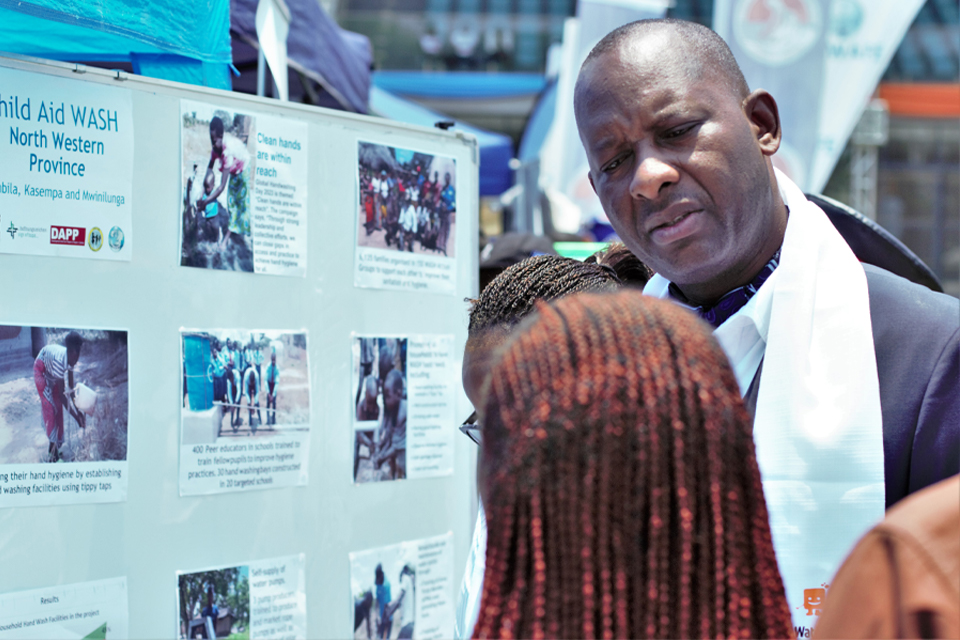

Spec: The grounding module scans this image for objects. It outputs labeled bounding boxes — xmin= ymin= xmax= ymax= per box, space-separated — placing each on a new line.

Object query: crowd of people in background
xmin=360 ymin=165 xmax=455 ymax=256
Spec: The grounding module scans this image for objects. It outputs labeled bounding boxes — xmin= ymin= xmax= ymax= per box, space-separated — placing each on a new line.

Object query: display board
xmin=0 ymin=53 xmax=478 ymax=639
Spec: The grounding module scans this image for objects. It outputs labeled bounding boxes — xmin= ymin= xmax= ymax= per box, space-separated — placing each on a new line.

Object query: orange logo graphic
xmin=803 ymin=588 xmax=826 ymax=616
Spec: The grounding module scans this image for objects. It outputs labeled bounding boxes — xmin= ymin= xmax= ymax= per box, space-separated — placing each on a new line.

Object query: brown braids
xmin=473 ymin=291 xmax=792 ymax=639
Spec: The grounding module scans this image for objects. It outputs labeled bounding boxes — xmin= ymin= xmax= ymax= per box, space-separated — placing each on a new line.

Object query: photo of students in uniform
xmin=357 ymin=141 xmax=457 ymax=258
xmin=0 ymin=326 xmax=128 ymax=464
xmin=351 ymin=548 xmax=416 ymax=640
xmin=177 ymin=565 xmax=250 ymax=640
xmin=181 ymin=106 xmax=256 ymax=272
xmin=181 ymin=330 xmax=309 ymax=442
xmin=352 ymin=337 xmax=407 ymax=483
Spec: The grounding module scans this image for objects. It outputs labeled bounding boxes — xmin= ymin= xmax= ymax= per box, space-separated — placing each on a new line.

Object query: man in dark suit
xmin=574 ymin=16 xmax=957 ymax=626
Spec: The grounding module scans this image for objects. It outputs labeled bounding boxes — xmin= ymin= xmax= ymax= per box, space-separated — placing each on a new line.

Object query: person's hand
xmin=196 ymin=199 xmax=206 ymax=213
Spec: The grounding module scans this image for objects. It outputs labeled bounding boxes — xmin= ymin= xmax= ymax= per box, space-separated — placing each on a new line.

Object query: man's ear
xmin=588 ymin=171 xmax=597 ymax=195
xmin=744 ymin=90 xmax=781 ymax=157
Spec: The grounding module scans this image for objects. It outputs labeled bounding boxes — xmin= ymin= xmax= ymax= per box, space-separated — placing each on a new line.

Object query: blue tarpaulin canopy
xmin=370 ymin=86 xmax=514 ymax=196
xmin=0 ymin=0 xmax=233 ymax=88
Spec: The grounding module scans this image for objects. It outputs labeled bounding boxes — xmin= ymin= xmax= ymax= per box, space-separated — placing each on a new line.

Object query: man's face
xmin=576 ymin=32 xmax=784 ymax=303
xmin=67 ymin=347 xmax=80 ymax=367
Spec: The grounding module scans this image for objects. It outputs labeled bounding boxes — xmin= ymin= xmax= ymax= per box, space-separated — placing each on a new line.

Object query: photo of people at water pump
xmin=181 ymin=105 xmax=256 ymax=272
xmin=181 ymin=330 xmax=309 ymax=443
xmin=351 ymin=546 xmax=416 ymax=640
xmin=357 ymin=141 xmax=457 ymax=258
xmin=0 ymin=326 xmax=129 ymax=464
xmin=352 ymin=337 xmax=407 ymax=483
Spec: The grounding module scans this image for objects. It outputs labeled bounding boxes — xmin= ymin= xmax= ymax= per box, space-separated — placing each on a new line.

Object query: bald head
xmin=576 ymin=19 xmax=749 ymax=119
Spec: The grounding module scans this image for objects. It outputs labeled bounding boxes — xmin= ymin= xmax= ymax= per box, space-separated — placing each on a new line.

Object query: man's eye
xmin=602 ymin=155 xmax=627 ymax=173
xmin=663 ymin=124 xmax=696 ymax=140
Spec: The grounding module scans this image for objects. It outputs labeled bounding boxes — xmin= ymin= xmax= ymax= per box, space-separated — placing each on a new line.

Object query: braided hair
xmin=468 ymin=254 xmax=623 ymax=334
xmin=585 ymin=242 xmax=653 ymax=288
xmin=474 ymin=291 xmax=792 ymax=639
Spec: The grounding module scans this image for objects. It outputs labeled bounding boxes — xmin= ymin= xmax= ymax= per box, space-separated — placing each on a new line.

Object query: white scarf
xmin=645 ymin=170 xmax=885 ymax=633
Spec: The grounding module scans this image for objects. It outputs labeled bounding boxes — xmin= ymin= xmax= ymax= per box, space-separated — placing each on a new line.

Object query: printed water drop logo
xmin=108 ymin=226 xmax=124 ymax=252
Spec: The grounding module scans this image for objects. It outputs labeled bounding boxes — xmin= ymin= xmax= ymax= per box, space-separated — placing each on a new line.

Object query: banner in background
xmin=349 ymin=533 xmax=454 ymax=640
xmin=809 ymin=0 xmax=925 ymax=191
xmin=0 ymin=68 xmax=133 ymax=261
xmin=539 ymin=0 xmax=670 ymax=230
xmin=0 ymin=577 xmax=128 ymax=639
xmin=715 ymin=0 xmax=830 ymax=192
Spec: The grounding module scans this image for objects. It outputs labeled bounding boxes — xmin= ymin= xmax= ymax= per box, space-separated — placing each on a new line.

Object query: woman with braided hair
xmin=473 ymin=291 xmax=792 ymax=639
xmin=456 ymin=251 xmax=650 ymax=638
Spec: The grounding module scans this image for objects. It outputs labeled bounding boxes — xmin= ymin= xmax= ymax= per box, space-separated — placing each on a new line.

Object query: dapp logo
xmin=733 ymin=0 xmax=823 ymax=67
xmin=6 ymin=220 xmax=17 ymax=240
xmin=50 ymin=226 xmax=86 ymax=246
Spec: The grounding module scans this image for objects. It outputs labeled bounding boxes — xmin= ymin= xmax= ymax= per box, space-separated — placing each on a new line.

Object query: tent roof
xmin=0 ymin=0 xmax=231 ymax=64
xmin=230 ymin=0 xmax=371 ymax=113
xmin=369 ymin=86 xmax=514 ymax=196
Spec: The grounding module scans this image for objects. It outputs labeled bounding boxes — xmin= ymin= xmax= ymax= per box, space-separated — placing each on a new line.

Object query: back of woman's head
xmin=467 ymin=254 xmax=623 ymax=335
xmin=475 ymin=291 xmax=792 ymax=640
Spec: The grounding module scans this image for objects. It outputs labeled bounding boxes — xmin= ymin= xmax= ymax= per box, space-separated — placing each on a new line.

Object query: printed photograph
xmin=351 ymin=545 xmax=416 ymax=640
xmin=178 ymin=565 xmax=250 ymax=640
xmin=357 ymin=141 xmax=457 ymax=258
xmin=0 ymin=326 xmax=128 ymax=464
xmin=181 ymin=104 xmax=257 ymax=272
xmin=181 ymin=330 xmax=309 ymax=444
xmin=352 ymin=337 xmax=407 ymax=483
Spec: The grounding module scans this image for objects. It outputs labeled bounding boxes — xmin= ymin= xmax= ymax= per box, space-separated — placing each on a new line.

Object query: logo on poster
xmin=733 ymin=0 xmax=823 ymax=67
xmin=88 ymin=227 xmax=103 ymax=252
xmin=108 ymin=226 xmax=124 ymax=252
xmin=50 ymin=226 xmax=86 ymax=246
xmin=6 ymin=221 xmax=17 ymax=240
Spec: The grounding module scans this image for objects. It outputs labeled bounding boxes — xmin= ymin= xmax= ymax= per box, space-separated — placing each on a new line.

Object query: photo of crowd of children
xmin=353 ymin=337 xmax=407 ymax=483
xmin=178 ymin=565 xmax=250 ymax=640
xmin=357 ymin=141 xmax=457 ymax=257
xmin=352 ymin=547 xmax=416 ymax=640
xmin=181 ymin=331 xmax=309 ymax=443
xmin=181 ymin=104 xmax=256 ymax=272
xmin=0 ymin=326 xmax=128 ymax=464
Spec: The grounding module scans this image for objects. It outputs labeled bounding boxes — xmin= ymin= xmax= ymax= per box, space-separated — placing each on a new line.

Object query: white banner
xmin=715 ymin=0 xmax=830 ymax=192
xmin=809 ymin=0 xmax=925 ymax=191
xmin=0 ymin=68 xmax=133 ymax=260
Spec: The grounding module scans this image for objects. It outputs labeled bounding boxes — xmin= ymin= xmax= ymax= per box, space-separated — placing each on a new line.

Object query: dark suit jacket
xmin=745 ymin=264 xmax=959 ymax=509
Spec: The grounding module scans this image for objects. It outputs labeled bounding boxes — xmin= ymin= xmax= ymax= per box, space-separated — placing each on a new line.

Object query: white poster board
xmin=0 ymin=54 xmax=478 ymax=639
